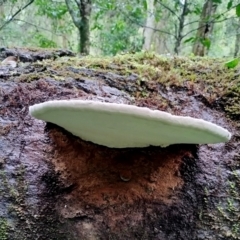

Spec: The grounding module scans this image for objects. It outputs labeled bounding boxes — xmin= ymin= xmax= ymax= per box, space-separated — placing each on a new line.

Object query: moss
xmin=17 ymin=51 xmax=239 ymax=118
xmin=0 ymin=218 xmax=8 ymax=240
xmin=202 ymin=171 xmax=240 ymax=239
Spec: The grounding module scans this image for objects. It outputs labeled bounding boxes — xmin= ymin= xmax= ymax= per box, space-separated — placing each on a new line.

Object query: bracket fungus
xmin=29 ymin=100 xmax=231 ymax=148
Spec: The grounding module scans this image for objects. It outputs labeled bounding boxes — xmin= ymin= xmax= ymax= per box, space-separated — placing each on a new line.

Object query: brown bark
xmin=192 ymin=0 xmax=218 ymax=56
xmin=0 ymin=48 xmax=239 ymax=240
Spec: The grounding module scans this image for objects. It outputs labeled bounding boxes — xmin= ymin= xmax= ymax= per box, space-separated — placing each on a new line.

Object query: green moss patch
xmin=0 ymin=218 xmax=8 ymax=240
xmin=17 ymin=51 xmax=239 ymax=119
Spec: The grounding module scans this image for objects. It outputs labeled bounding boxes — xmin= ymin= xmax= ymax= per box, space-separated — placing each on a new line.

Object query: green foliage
xmin=97 ymin=20 xmax=143 ymax=55
xmin=34 ymin=33 xmax=57 ymax=48
xmin=212 ymin=0 xmax=222 ymax=3
xmin=225 ymin=58 xmax=240 ymax=68
xmin=201 ymin=38 xmax=211 ymax=50
xmin=184 ymin=37 xmax=211 ymax=51
xmin=35 ymin=0 xmax=68 ymax=19
xmin=227 ymin=0 xmax=233 ymax=10
xmin=236 ymin=4 xmax=240 ymax=17
xmin=92 ymin=1 xmax=145 ymax=55
xmin=0 ymin=0 xmax=239 ymax=56
xmin=0 ymin=218 xmax=8 ymax=240
xmin=143 ymin=0 xmax=147 ymax=10
xmin=184 ymin=37 xmax=196 ymax=43
xmin=192 ymin=6 xmax=202 ymax=15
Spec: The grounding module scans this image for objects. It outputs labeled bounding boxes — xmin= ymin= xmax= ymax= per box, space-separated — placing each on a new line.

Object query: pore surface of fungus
xmin=29 ymin=100 xmax=231 ymax=148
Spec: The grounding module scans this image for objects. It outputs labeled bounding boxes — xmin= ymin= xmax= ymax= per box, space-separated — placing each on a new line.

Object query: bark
xmin=65 ymin=0 xmax=92 ymax=55
xmin=234 ymin=17 xmax=240 ymax=57
xmin=143 ymin=0 xmax=155 ymax=51
xmin=0 ymin=47 xmax=239 ymax=240
xmin=192 ymin=0 xmax=218 ymax=56
xmin=174 ymin=0 xmax=188 ymax=55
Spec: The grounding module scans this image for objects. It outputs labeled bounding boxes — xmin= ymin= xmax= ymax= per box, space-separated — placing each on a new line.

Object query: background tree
xmin=234 ymin=8 xmax=240 ymax=57
xmin=65 ymin=0 xmax=92 ymax=55
xmin=173 ymin=0 xmax=189 ymax=54
xmin=0 ymin=0 xmax=239 ymax=57
xmin=143 ymin=0 xmax=155 ymax=50
xmin=91 ymin=0 xmax=144 ymax=55
xmin=0 ymin=0 xmax=76 ymax=49
xmin=192 ymin=0 xmax=218 ymax=56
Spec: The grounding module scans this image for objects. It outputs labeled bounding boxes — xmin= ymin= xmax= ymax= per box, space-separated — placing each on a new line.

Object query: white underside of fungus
xmin=29 ymin=100 xmax=231 ymax=148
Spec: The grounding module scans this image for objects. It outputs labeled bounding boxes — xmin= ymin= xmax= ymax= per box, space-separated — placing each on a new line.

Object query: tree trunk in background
xmin=0 ymin=5 xmax=4 ymax=27
xmin=78 ymin=0 xmax=91 ymax=54
xmin=192 ymin=0 xmax=217 ymax=56
xmin=65 ymin=0 xmax=92 ymax=55
xmin=0 ymin=4 xmax=4 ymax=44
xmin=152 ymin=6 xmax=170 ymax=54
xmin=153 ymin=20 xmax=169 ymax=54
xmin=174 ymin=0 xmax=188 ymax=55
xmin=60 ymin=19 xmax=68 ymax=49
xmin=0 ymin=4 xmax=4 ymax=17
xmin=234 ymin=18 xmax=240 ymax=57
xmin=143 ymin=0 xmax=155 ymax=51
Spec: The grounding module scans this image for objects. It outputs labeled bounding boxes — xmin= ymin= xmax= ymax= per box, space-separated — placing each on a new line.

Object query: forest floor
xmin=0 ymin=48 xmax=240 ymax=239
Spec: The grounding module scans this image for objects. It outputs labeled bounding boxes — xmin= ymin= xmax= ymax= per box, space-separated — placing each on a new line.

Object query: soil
xmin=0 ymin=48 xmax=239 ymax=240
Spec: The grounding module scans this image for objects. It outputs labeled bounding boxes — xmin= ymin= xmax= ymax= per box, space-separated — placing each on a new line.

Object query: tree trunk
xmin=65 ymin=0 xmax=92 ymax=55
xmin=152 ymin=20 xmax=170 ymax=54
xmin=59 ymin=19 xmax=68 ymax=49
xmin=78 ymin=0 xmax=91 ymax=54
xmin=234 ymin=17 xmax=240 ymax=57
xmin=143 ymin=0 xmax=155 ymax=51
xmin=192 ymin=0 xmax=218 ymax=56
xmin=0 ymin=47 xmax=239 ymax=240
xmin=150 ymin=2 xmax=171 ymax=54
xmin=174 ymin=0 xmax=188 ymax=55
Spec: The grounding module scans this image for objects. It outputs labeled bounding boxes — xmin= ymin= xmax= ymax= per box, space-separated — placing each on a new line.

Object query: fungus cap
xmin=29 ymin=100 xmax=231 ymax=148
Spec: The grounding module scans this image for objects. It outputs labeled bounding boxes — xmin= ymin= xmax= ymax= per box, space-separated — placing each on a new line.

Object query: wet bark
xmin=192 ymin=0 xmax=218 ymax=56
xmin=0 ymin=47 xmax=239 ymax=240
